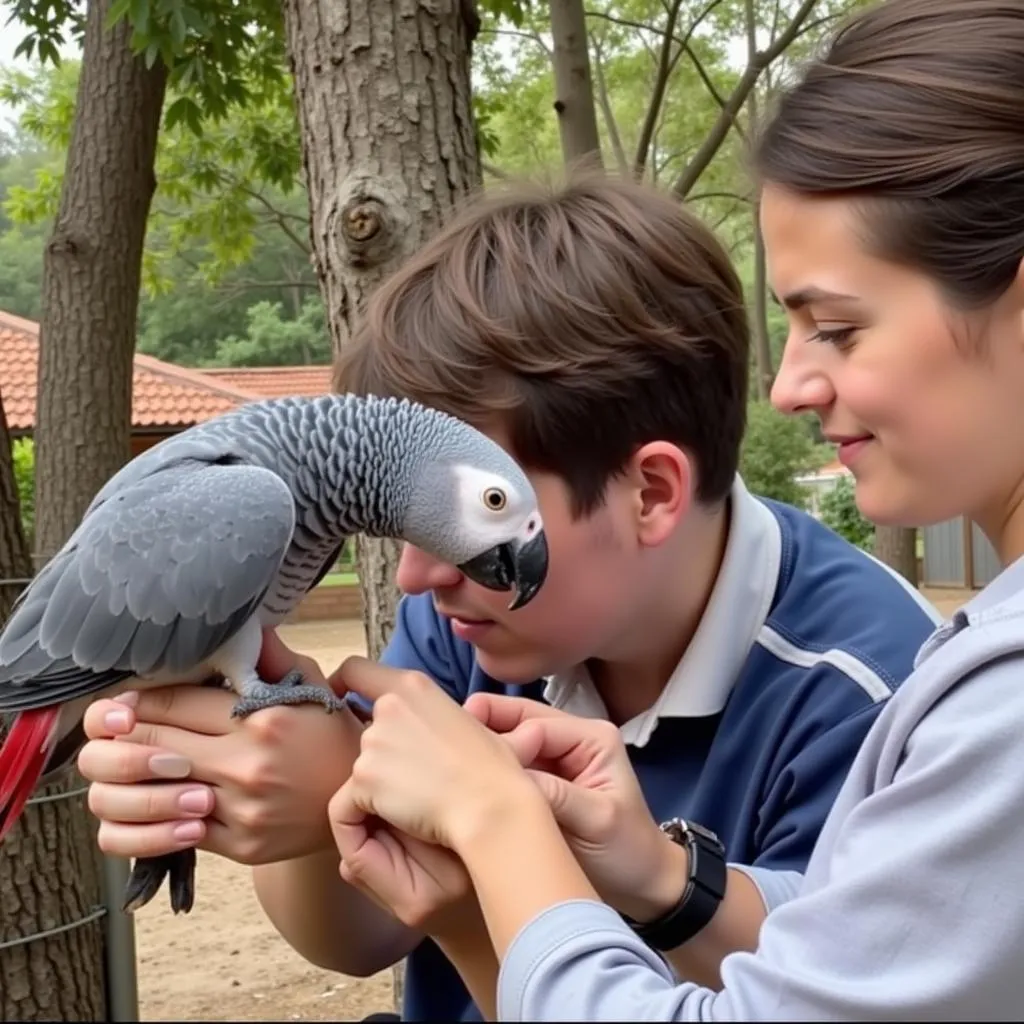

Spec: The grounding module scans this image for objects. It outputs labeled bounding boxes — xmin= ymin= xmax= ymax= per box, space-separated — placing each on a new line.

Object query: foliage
xmin=0 ymin=57 xmax=309 ymax=295
xmin=11 ymin=437 xmax=34 ymax=547
xmin=198 ymin=296 xmax=330 ymax=367
xmin=819 ymin=473 xmax=875 ymax=551
xmin=740 ymin=399 xmax=829 ymax=509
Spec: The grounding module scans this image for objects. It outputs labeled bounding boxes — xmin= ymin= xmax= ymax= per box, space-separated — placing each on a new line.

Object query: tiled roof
xmin=200 ymin=365 xmax=333 ymax=398
xmin=0 ymin=310 xmax=332 ymax=434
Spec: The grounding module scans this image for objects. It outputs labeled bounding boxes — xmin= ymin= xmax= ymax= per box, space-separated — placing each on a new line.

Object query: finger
xmin=87 ymin=780 xmax=215 ymax=824
xmin=340 ymin=827 xmax=424 ymax=922
xmin=96 ymin=816 xmax=208 ymax=859
xmin=464 ymin=693 xmax=566 ymax=734
xmin=328 ymin=778 xmax=371 ymax=862
xmin=524 ymin=767 xmax=605 ymax=837
xmin=82 ymin=698 xmax=139 ymax=740
xmin=130 ymin=684 xmax=240 ymax=736
xmin=500 ymin=718 xmax=607 ymax=780
xmin=77 ymin=736 xmax=198 ymax=785
xmin=257 ymin=628 xmax=326 ymax=686
xmin=334 ymin=656 xmax=432 ymax=705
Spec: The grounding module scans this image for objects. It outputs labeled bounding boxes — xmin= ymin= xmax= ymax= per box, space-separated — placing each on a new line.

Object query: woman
xmin=326 ymin=0 xmax=1024 ymax=1019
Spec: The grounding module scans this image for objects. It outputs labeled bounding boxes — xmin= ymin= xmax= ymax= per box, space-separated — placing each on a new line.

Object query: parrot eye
xmin=482 ymin=487 xmax=508 ymax=512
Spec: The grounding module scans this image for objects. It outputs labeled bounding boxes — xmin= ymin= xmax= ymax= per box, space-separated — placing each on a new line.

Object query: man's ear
xmin=623 ymin=442 xmax=694 ymax=547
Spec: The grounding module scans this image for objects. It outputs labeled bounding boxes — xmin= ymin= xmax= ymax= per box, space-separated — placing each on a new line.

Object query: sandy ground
xmin=134 ymin=590 xmax=971 ymax=1021
xmin=134 ymin=619 xmax=396 ymax=1022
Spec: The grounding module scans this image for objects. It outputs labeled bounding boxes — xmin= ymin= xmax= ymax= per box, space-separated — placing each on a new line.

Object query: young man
xmin=76 ymin=173 xmax=940 ymax=1022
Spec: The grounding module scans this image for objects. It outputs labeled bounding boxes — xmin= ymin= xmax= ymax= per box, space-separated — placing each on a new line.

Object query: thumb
xmin=524 ymin=768 xmax=605 ymax=840
xmin=257 ymin=628 xmax=326 ymax=685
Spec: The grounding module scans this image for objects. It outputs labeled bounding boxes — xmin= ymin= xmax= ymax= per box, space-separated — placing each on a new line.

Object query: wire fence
xmin=0 ymin=569 xmax=140 ymax=1021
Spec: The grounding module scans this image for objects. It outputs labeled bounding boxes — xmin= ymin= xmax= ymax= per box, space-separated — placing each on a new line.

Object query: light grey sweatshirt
xmin=497 ymin=555 xmax=1024 ymax=1021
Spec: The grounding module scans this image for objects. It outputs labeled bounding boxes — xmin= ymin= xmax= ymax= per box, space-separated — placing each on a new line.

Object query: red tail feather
xmin=0 ymin=707 xmax=61 ymax=842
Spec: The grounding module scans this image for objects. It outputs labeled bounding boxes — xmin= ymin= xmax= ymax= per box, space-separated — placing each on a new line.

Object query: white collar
xmin=542 ymin=476 xmax=782 ymax=747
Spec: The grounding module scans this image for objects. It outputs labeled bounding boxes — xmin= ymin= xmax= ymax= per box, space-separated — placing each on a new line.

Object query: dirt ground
xmin=134 ymin=619 xmax=395 ymax=1022
xmin=134 ymin=589 xmax=974 ymax=1021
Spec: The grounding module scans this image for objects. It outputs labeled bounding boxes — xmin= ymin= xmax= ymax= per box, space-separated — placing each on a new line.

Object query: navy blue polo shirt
xmin=371 ymin=477 xmax=941 ymax=1022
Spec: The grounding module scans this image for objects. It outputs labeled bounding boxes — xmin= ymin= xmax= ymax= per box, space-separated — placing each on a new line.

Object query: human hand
xmin=330 ymin=657 xmax=543 ymax=854
xmin=328 ymin=800 xmax=478 ymax=938
xmin=77 ymin=629 xmax=365 ymax=866
xmin=465 ymin=693 xmax=686 ymax=923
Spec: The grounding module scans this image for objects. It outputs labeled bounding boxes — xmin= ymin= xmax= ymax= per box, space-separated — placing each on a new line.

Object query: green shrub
xmin=819 ymin=474 xmax=875 ymax=551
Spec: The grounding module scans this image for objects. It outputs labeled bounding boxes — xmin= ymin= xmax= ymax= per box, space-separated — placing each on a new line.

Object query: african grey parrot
xmin=0 ymin=392 xmax=548 ymax=914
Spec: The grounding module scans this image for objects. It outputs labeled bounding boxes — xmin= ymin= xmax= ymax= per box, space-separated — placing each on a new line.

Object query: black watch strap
xmin=622 ymin=819 xmax=727 ymax=952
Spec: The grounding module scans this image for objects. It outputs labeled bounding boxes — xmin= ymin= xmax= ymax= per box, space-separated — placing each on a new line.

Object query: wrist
xmin=616 ymin=831 xmax=689 ymax=923
xmin=448 ymin=775 xmax=552 ymax=858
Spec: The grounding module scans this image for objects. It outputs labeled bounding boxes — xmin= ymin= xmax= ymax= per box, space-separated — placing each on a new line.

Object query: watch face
xmin=659 ymin=818 xmax=723 ymax=847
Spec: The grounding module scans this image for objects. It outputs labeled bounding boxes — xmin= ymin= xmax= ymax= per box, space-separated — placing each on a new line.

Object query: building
xmin=1 ymin=309 xmax=332 ymax=455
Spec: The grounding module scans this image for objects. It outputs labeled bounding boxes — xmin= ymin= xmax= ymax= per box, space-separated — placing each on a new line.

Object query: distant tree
xmin=819 ymin=474 xmax=875 ymax=551
xmin=739 ymin=400 xmax=827 ymax=509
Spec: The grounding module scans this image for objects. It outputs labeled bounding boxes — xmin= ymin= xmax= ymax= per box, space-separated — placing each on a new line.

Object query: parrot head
xmin=399 ymin=419 xmax=550 ymax=611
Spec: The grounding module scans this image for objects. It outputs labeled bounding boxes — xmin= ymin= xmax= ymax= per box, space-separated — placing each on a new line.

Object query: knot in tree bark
xmin=326 ymin=175 xmax=410 ymax=270
xmin=343 ymin=201 xmax=383 ymax=243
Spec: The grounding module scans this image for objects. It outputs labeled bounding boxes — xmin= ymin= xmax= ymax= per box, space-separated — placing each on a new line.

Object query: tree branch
xmin=228 ymin=177 xmax=312 ymax=255
xmin=672 ymin=0 xmax=821 ymax=199
xmin=687 ymin=189 xmax=753 ymax=204
xmin=479 ymin=26 xmax=551 ymax=57
xmin=592 ymin=38 xmax=629 ymax=174
xmin=633 ymin=0 xmax=685 ymax=178
xmin=482 ymin=161 xmax=509 ymax=179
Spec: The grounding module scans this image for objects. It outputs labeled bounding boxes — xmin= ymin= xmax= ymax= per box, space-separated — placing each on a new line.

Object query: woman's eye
xmin=811 ymin=326 xmax=856 ymax=347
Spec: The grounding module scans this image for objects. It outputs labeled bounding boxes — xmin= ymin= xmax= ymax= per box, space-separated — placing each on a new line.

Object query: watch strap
xmin=622 ymin=819 xmax=727 ymax=952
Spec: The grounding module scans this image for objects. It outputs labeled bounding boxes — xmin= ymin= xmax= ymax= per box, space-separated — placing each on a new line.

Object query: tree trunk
xmin=280 ymin=0 xmax=482 ymax=1009
xmin=549 ymin=0 xmax=603 ymax=167
xmin=873 ymin=525 xmax=919 ymax=586
xmin=0 ymin=390 xmax=31 ymax=627
xmin=745 ymin=0 xmax=772 ymax=399
xmin=34 ymin=0 xmax=168 ymax=561
xmin=6 ymin=0 xmax=168 ymax=1017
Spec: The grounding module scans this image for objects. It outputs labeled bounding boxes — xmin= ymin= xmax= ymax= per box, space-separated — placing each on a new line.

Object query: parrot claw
xmin=229 ymin=671 xmax=349 ymax=719
xmin=122 ymin=849 xmax=197 ymax=915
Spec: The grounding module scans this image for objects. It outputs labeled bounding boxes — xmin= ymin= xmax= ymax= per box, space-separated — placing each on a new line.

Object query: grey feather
xmin=0 ymin=393 xmax=545 ymax=715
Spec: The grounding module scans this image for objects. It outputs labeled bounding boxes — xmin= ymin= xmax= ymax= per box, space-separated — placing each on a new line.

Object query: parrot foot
xmin=122 ymin=849 xmax=197 ymax=915
xmin=229 ymin=670 xmax=349 ymax=719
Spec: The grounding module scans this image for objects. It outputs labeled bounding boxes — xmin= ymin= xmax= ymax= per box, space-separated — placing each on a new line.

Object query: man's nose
xmin=395 ymin=543 xmax=464 ymax=595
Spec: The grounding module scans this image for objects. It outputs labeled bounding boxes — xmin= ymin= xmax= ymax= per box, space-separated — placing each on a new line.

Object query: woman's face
xmin=761 ymin=183 xmax=1024 ymax=547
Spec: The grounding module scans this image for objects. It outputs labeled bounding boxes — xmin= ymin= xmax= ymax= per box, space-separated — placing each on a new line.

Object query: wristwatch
xmin=621 ymin=818 xmax=728 ymax=952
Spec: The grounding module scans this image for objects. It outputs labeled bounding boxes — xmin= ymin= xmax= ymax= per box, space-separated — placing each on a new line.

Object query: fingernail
xmin=178 ymin=788 xmax=212 ymax=815
xmin=149 ymin=753 xmax=192 ymax=779
xmin=104 ymin=709 xmax=131 ymax=732
xmin=114 ymin=691 xmax=139 ymax=707
xmin=172 ymin=820 xmax=204 ymax=843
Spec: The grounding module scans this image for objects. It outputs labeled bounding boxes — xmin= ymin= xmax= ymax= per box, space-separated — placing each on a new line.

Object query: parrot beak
xmin=458 ymin=528 xmax=549 ymax=611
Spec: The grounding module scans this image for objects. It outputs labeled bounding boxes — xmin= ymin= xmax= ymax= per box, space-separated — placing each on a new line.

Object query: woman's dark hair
xmin=754 ymin=0 xmax=1024 ymax=311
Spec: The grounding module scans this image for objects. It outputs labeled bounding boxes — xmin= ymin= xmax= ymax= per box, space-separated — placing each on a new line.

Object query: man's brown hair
xmin=336 ymin=171 xmax=749 ymax=516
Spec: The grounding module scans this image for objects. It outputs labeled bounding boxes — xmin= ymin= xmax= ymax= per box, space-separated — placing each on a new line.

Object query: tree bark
xmin=873 ymin=525 xmax=919 ymax=586
xmin=34 ymin=0 xmax=168 ymax=561
xmin=6 ymin=0 xmax=168 ymax=1017
xmin=745 ymin=0 xmax=773 ymax=399
xmin=0 ymin=390 xmax=31 ymax=627
xmin=280 ymin=0 xmax=482 ymax=1008
xmin=549 ymin=0 xmax=603 ymax=167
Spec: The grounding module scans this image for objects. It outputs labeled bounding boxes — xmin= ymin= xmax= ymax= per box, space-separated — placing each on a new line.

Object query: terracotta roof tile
xmin=200 ymin=365 xmax=334 ymax=398
xmin=0 ymin=310 xmax=260 ymax=433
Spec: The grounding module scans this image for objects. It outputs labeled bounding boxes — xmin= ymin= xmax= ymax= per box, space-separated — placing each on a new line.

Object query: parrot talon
xmin=277 ymin=668 xmax=306 ymax=688
xmin=229 ymin=676 xmax=349 ymax=719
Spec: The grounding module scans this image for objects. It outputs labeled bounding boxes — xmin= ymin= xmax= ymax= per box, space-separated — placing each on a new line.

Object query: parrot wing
xmin=0 ymin=460 xmax=296 ymax=711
